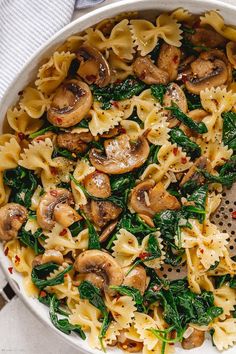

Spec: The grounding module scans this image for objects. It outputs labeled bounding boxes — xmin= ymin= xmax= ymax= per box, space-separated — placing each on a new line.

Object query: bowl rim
xmin=1 ymin=0 xmax=236 ymax=353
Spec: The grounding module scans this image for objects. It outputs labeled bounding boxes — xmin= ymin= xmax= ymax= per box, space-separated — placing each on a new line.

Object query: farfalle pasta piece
xmin=206 ymin=192 xmax=222 ymax=217
xmin=105 ymin=294 xmax=136 ymax=328
xmin=5 ymin=239 xmax=38 ymax=296
xmin=197 ymin=138 xmax=233 ymax=169
xmin=200 ymin=11 xmax=236 ymax=41
xmin=140 ymin=163 xmax=171 ymax=188
xmin=35 ymin=51 xmax=75 ymax=94
xmin=7 ymin=108 xmax=43 ymax=134
xmin=69 ymin=300 xmax=102 ymax=349
xmin=0 ymin=137 xmax=21 ymax=171
xmin=112 ymin=228 xmax=140 ymax=267
xmin=88 ymin=102 xmax=123 ymax=136
xmin=44 ymin=223 xmax=77 ymax=254
xmin=211 ymin=318 xmax=236 ymax=351
xmin=24 ymin=218 xmax=40 ymax=235
xmin=141 ymin=233 xmax=165 ymax=269
xmin=134 ymin=313 xmax=158 ymax=350
xmin=144 ymin=109 xmax=170 ymax=146
xmin=213 ymin=285 xmax=236 ymax=320
xmin=120 ymin=120 xmax=142 ymax=140
xmin=200 ymin=87 xmax=236 ymax=142
xmin=57 ymin=35 xmax=85 ymax=53
xmin=130 ymin=14 xmax=182 ymax=56
xmin=19 ymin=87 xmax=51 ymax=118
xmin=108 ymin=52 xmax=133 ymax=82
xmin=181 ymin=219 xmax=229 ymax=270
xmin=171 ymin=8 xmax=194 ymax=22
xmin=0 ymin=134 xmax=16 ymax=146
xmin=86 ymin=19 xmax=134 ymax=60
xmin=18 ymin=138 xmax=58 ymax=189
xmin=104 ymin=321 xmax=122 ymax=346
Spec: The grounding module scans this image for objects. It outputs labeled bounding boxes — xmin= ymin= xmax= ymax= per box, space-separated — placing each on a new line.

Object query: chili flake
xmin=15 ymin=255 xmax=21 ymax=263
xmin=232 ymin=211 xmax=236 ymax=219
xmin=8 ymin=267 xmax=13 ymax=274
xmin=181 ymin=157 xmax=187 ymax=164
xmin=59 ymin=229 xmax=67 ymax=236
xmin=40 ymin=290 xmax=47 ymax=298
xmin=4 ymin=247 xmax=9 ymax=256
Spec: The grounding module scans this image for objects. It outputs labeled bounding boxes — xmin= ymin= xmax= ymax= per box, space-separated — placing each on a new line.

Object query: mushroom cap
xmin=163 ymin=83 xmax=188 ymax=128
xmin=77 ymin=43 xmax=111 ymax=87
xmin=133 ymin=56 xmax=169 ymax=85
xmin=122 ymin=265 xmax=147 ymax=295
xmin=83 ymin=171 xmax=111 ymax=198
xmin=180 ymin=156 xmax=212 ymax=186
xmin=47 ymin=79 xmax=92 ymax=128
xmin=74 ymin=249 xmax=124 ymax=288
xmin=57 ymin=131 xmax=93 ymax=154
xmin=89 ymin=134 xmax=150 ymax=174
xmin=185 ymin=58 xmax=228 ymax=94
xmin=130 ymin=180 xmax=181 ymax=217
xmin=190 ymin=28 xmax=226 ymax=49
xmin=36 ymin=188 xmax=74 ymax=230
xmin=0 ymin=203 xmax=27 ymax=241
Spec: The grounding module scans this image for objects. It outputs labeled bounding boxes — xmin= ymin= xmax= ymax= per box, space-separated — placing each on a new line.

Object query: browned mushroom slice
xmin=180 ymin=109 xmax=208 ymax=137
xmin=190 ymin=28 xmax=226 ymax=49
xmin=57 ymin=131 xmax=93 ymax=154
xmin=99 ymin=220 xmax=118 ymax=242
xmin=163 ymin=83 xmax=188 ymax=128
xmin=36 ymin=188 xmax=79 ymax=230
xmin=83 ymin=171 xmax=111 ymax=198
xmin=180 ymin=156 xmax=212 ymax=186
xmin=226 ymin=41 xmax=236 ymax=68
xmin=77 ymin=43 xmax=111 ymax=87
xmin=47 ymin=79 xmax=92 ymax=128
xmin=90 ymin=200 xmax=122 ymax=228
xmin=122 ymin=265 xmax=147 ymax=295
xmin=118 ymin=339 xmax=143 ymax=353
xmin=74 ymin=249 xmax=124 ymax=289
xmin=133 ymin=56 xmax=169 ymax=85
xmin=130 ymin=180 xmax=181 ymax=217
xmin=0 ymin=203 xmax=27 ymax=241
xmin=200 ymin=49 xmax=232 ymax=85
xmin=32 ymin=250 xmax=64 ymax=268
xmin=185 ymin=57 xmax=228 ymax=94
xmin=157 ymin=43 xmax=181 ymax=81
xmin=181 ymin=328 xmax=205 ymax=349
xmin=89 ymin=134 xmax=150 ymax=174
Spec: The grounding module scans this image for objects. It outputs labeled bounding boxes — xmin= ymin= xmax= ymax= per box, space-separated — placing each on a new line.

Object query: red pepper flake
xmin=15 ymin=255 xmax=21 ymax=263
xmin=193 ymin=19 xmax=201 ymax=28
xmin=112 ymin=101 xmax=119 ymax=109
xmin=173 ymin=55 xmax=179 ymax=64
xmin=56 ymin=117 xmax=62 ymax=124
xmin=181 ymin=157 xmax=187 ymax=164
xmin=40 ymin=290 xmax=47 ymax=298
xmin=232 ymin=211 xmax=236 ymax=219
xmin=200 ymin=249 xmax=204 ymax=254
xmin=50 ymin=167 xmax=58 ymax=175
xmin=59 ymin=229 xmax=67 ymax=236
xmin=4 ymin=247 xmax=9 ymax=256
xmin=8 ymin=267 xmax=13 ymax=274
xmin=18 ymin=132 xmax=25 ymax=141
xmin=173 ymin=147 xmax=178 ymax=156
xmin=119 ymin=127 xmax=126 ymax=134
xmin=139 ymin=252 xmax=151 ymax=260
xmin=50 ymin=190 xmax=58 ymax=197
xmin=64 ymin=274 xmax=68 ymax=278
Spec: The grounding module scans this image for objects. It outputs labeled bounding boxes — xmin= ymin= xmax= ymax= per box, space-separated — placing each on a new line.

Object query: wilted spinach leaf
xmin=110 ymin=285 xmax=145 ymax=312
xmin=200 ymin=156 xmax=236 ymax=188
xmin=31 ymin=263 xmax=72 ymax=289
xmin=19 ymin=226 xmax=44 ymax=255
xmin=151 ymin=84 xmax=167 ymax=105
xmin=169 ymin=127 xmax=201 ymax=158
xmin=222 ymin=111 xmax=236 ymax=150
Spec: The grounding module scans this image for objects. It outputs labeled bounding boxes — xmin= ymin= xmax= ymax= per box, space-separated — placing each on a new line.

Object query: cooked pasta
xmin=1 ymin=8 xmax=236 ymax=354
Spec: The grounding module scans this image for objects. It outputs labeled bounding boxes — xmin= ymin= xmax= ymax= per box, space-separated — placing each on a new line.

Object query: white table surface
xmin=0 ymin=0 xmax=236 ymax=353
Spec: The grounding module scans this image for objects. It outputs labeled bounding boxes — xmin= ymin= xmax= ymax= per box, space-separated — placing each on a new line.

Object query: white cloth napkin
xmin=0 ymin=0 xmax=104 ymax=99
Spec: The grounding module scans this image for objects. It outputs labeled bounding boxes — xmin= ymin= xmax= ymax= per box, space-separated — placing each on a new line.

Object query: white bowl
xmin=0 ymin=0 xmax=235 ymax=353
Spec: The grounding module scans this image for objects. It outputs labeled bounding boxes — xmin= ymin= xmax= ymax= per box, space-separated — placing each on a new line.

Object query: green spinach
xmin=18 ymin=227 xmax=44 ymax=255
xmin=110 ymin=285 xmax=145 ymax=312
xmin=29 ymin=125 xmax=59 ymax=139
xmin=151 ymin=84 xmax=167 ymax=105
xmin=31 ymin=262 xmax=72 ymax=290
xmin=200 ymin=156 xmax=236 ymax=188
xmin=222 ymin=111 xmax=236 ymax=150
xmin=169 ymin=127 xmax=201 ymax=158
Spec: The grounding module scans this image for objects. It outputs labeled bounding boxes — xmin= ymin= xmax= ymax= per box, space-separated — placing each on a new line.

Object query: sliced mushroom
xmin=57 ymin=131 xmax=93 ymax=154
xmin=74 ymin=249 xmax=124 ymax=290
xmin=33 ymin=131 xmax=57 ymax=144
xmin=99 ymin=220 xmax=118 ymax=242
xmin=83 ymin=200 xmax=122 ymax=229
xmin=89 ymin=134 xmax=150 ymax=174
xmin=32 ymin=250 xmax=64 ymax=267
xmin=226 ymin=41 xmax=236 ymax=69
xmin=0 ymin=203 xmax=27 ymax=241
xmin=163 ymin=83 xmax=188 ymax=128
xmin=157 ymin=43 xmax=181 ymax=81
xmin=130 ymin=180 xmax=181 ymax=217
xmin=133 ymin=57 xmax=169 ymax=85
xmin=47 ymin=79 xmax=92 ymax=128
xmin=185 ymin=56 xmax=228 ymax=94
xmin=77 ymin=43 xmax=111 ymax=87
xmin=53 ymin=203 xmax=82 ymax=228
xmin=180 ymin=109 xmax=208 ymax=137
xmin=190 ymin=28 xmax=226 ymax=49
xmin=200 ymin=49 xmax=232 ymax=85
xmin=138 ymin=214 xmax=155 ymax=228
xmin=122 ymin=265 xmax=147 ymax=295
xmin=83 ymin=171 xmax=111 ymax=198
xmin=36 ymin=189 xmax=75 ymax=230
xmin=180 ymin=156 xmax=212 ymax=186
xmin=181 ymin=328 xmax=205 ymax=349
xmin=83 ymin=273 xmax=105 ymax=289
xmin=118 ymin=339 xmax=143 ymax=353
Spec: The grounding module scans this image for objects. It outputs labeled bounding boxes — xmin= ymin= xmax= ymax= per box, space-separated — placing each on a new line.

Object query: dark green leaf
xmin=29 ymin=125 xmax=59 ymax=139
xmin=184 ymin=89 xmax=202 ymax=110
xmin=151 ymin=84 xmax=167 ymax=105
xmin=146 ymin=233 xmax=162 ymax=260
xmin=49 ymin=295 xmax=85 ymax=338
xmin=110 ymin=285 xmax=145 ymax=312
xmin=31 ymin=263 xmax=72 ymax=290
xmin=79 ymin=281 xmax=107 ymax=314
xmin=222 ymin=111 xmax=236 ymax=150
xmin=200 ymin=156 xmax=236 ymax=188
xmin=18 ymin=227 xmax=44 ymax=255
xmin=170 ymin=127 xmax=201 ymax=158
xmin=53 ymin=147 xmax=76 ymax=161
xmin=69 ymin=220 xmax=84 ymax=237
xmin=166 ymin=104 xmax=208 ymax=134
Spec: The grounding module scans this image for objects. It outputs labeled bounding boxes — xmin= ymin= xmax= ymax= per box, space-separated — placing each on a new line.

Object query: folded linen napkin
xmin=0 ymin=0 xmax=104 ymax=99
